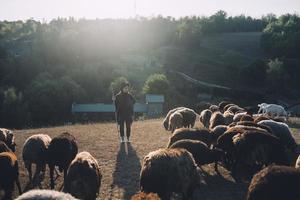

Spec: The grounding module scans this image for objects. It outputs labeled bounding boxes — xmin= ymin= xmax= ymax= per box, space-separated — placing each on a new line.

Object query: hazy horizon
xmin=0 ymin=0 xmax=300 ymax=21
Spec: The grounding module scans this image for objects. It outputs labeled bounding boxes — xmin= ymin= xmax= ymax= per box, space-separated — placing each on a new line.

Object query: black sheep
xmin=169 ymin=139 xmax=225 ymax=173
xmin=47 ymin=132 xmax=78 ymax=189
xmin=140 ymin=148 xmax=200 ymax=200
xmin=167 ymin=128 xmax=212 ymax=147
xmin=247 ymin=165 xmax=300 ymax=200
xmin=0 ymin=152 xmax=22 ymax=199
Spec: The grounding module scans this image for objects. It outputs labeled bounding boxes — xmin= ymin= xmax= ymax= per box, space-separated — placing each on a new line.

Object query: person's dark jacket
xmin=115 ymin=92 xmax=135 ymax=122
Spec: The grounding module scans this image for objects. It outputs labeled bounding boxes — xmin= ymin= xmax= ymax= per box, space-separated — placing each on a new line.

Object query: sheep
xmin=169 ymin=139 xmax=225 ymax=173
xmin=295 ymin=155 xmax=300 ymax=169
xmin=209 ymin=112 xmax=226 ymax=130
xmin=0 ymin=141 xmax=12 ymax=153
xmin=231 ymin=130 xmax=289 ymax=178
xmin=218 ymin=101 xmax=232 ymax=112
xmin=253 ymin=115 xmax=270 ymax=123
xmin=168 ymin=111 xmax=183 ymax=133
xmin=209 ymin=105 xmax=220 ymax=113
xmin=16 ymin=189 xmax=78 ymax=200
xmin=0 ymin=152 xmax=22 ymax=199
xmin=239 ymin=114 xmax=254 ymax=122
xmin=247 ymin=165 xmax=300 ymax=200
xmin=167 ymin=128 xmax=212 ymax=147
xmin=64 ymin=151 xmax=102 ymax=200
xmin=258 ymin=103 xmax=287 ymax=118
xmin=177 ymin=108 xmax=197 ymax=128
xmin=223 ymin=103 xmax=238 ymax=112
xmin=0 ymin=128 xmax=16 ymax=152
xmin=22 ymin=134 xmax=52 ymax=184
xmin=131 ymin=192 xmax=161 ymax=200
xmin=235 ymin=121 xmax=273 ymax=134
xmin=226 ymin=105 xmax=245 ymax=114
xmin=47 ymin=132 xmax=78 ymax=189
xmin=163 ymin=107 xmax=185 ymax=130
xmin=233 ymin=112 xmax=248 ymax=122
xmin=210 ymin=125 xmax=228 ymax=144
xmin=199 ymin=109 xmax=212 ymax=129
xmin=140 ymin=148 xmax=200 ymax=200
xmin=223 ymin=110 xmax=234 ymax=125
xmin=257 ymin=120 xmax=297 ymax=151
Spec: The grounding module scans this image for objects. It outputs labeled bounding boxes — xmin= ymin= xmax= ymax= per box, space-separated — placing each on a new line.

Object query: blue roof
xmin=146 ymin=94 xmax=165 ymax=103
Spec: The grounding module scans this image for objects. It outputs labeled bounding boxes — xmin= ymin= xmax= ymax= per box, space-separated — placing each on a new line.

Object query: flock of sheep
xmin=138 ymin=101 xmax=300 ymax=200
xmin=0 ymin=101 xmax=299 ymax=200
xmin=0 ymin=130 xmax=101 ymax=200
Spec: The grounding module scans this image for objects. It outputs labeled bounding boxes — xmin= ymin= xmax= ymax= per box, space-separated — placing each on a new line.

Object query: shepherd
xmin=114 ymin=81 xmax=136 ymax=143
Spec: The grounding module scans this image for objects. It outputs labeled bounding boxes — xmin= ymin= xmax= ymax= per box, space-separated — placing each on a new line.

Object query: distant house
xmin=71 ymin=94 xmax=164 ymax=118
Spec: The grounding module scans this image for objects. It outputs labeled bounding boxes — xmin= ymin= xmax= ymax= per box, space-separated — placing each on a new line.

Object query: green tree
xmin=143 ymin=74 xmax=169 ymax=95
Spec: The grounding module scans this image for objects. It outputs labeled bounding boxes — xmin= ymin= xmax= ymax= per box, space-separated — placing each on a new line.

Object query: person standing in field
xmin=115 ymin=81 xmax=136 ymax=143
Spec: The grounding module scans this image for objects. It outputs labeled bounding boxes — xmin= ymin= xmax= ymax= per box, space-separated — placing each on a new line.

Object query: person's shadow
xmin=111 ymin=142 xmax=141 ymax=200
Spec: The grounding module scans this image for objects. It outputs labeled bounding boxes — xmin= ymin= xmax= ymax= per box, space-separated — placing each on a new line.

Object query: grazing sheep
xmin=199 ymin=109 xmax=212 ymax=129
xmin=235 ymin=121 xmax=273 ymax=134
xmin=22 ymin=134 xmax=52 ymax=184
xmin=258 ymin=120 xmax=297 ymax=150
xmin=253 ymin=115 xmax=270 ymax=123
xmin=209 ymin=112 xmax=226 ymax=130
xmin=223 ymin=111 xmax=234 ymax=125
xmin=227 ymin=105 xmax=245 ymax=114
xmin=47 ymin=132 xmax=78 ymax=189
xmin=232 ymin=130 xmax=289 ymax=178
xmin=163 ymin=107 xmax=185 ymax=130
xmin=177 ymin=108 xmax=197 ymax=128
xmin=223 ymin=103 xmax=238 ymax=112
xmin=0 ymin=128 xmax=16 ymax=152
xmin=209 ymin=105 xmax=220 ymax=113
xmin=131 ymin=192 xmax=161 ymax=200
xmin=210 ymin=125 xmax=228 ymax=144
xmin=218 ymin=101 xmax=232 ymax=112
xmin=247 ymin=165 xmax=300 ymax=200
xmin=64 ymin=151 xmax=102 ymax=200
xmin=0 ymin=141 xmax=12 ymax=153
xmin=258 ymin=103 xmax=287 ymax=117
xmin=296 ymin=155 xmax=300 ymax=168
xmin=16 ymin=189 xmax=77 ymax=200
xmin=233 ymin=112 xmax=248 ymax=122
xmin=167 ymin=128 xmax=212 ymax=147
xmin=140 ymin=148 xmax=200 ymax=200
xmin=168 ymin=111 xmax=183 ymax=133
xmin=239 ymin=114 xmax=254 ymax=122
xmin=169 ymin=139 xmax=225 ymax=173
xmin=0 ymin=152 xmax=22 ymax=199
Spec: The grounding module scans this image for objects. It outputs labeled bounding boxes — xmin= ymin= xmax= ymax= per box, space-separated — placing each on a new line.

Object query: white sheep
xmin=258 ymin=103 xmax=287 ymax=118
xmin=16 ymin=189 xmax=78 ymax=200
xmin=22 ymin=134 xmax=52 ymax=185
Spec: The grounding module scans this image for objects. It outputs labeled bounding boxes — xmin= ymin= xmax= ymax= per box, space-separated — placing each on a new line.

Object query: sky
xmin=0 ymin=0 xmax=300 ymax=21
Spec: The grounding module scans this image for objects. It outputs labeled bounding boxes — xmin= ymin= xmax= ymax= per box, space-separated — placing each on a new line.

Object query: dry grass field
xmin=4 ymin=118 xmax=300 ymax=200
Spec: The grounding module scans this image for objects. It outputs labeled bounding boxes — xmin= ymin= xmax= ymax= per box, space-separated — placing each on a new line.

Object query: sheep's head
xmin=6 ymin=132 xmax=16 ymax=152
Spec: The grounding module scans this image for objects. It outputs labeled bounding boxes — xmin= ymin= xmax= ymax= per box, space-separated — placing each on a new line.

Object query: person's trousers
xmin=119 ymin=119 xmax=132 ymax=138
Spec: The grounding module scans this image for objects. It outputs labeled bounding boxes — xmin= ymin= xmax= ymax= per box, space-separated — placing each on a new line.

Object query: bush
xmin=143 ymin=74 xmax=169 ymax=95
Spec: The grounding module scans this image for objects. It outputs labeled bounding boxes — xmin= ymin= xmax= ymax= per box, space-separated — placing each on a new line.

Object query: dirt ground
xmin=4 ymin=118 xmax=300 ymax=200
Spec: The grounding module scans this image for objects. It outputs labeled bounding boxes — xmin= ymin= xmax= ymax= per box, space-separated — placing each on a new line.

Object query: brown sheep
xmin=131 ymin=192 xmax=161 ymax=200
xmin=163 ymin=107 xmax=185 ymax=130
xmin=167 ymin=128 xmax=212 ymax=147
xmin=210 ymin=125 xmax=228 ymax=144
xmin=209 ymin=112 xmax=226 ymax=130
xmin=247 ymin=165 xmax=300 ymax=200
xmin=218 ymin=101 xmax=232 ymax=113
xmin=0 ymin=141 xmax=12 ymax=153
xmin=209 ymin=105 xmax=220 ymax=113
xmin=0 ymin=128 xmax=16 ymax=152
xmin=168 ymin=111 xmax=183 ymax=133
xmin=177 ymin=108 xmax=197 ymax=128
xmin=47 ymin=132 xmax=78 ymax=189
xmin=0 ymin=152 xmax=22 ymax=199
xmin=22 ymin=134 xmax=52 ymax=184
xmin=64 ymin=151 xmax=102 ymax=200
xmin=239 ymin=114 xmax=254 ymax=122
xmin=140 ymin=148 xmax=200 ymax=200
xmin=199 ymin=109 xmax=212 ymax=129
xmin=223 ymin=103 xmax=238 ymax=112
xmin=169 ymin=139 xmax=225 ymax=173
